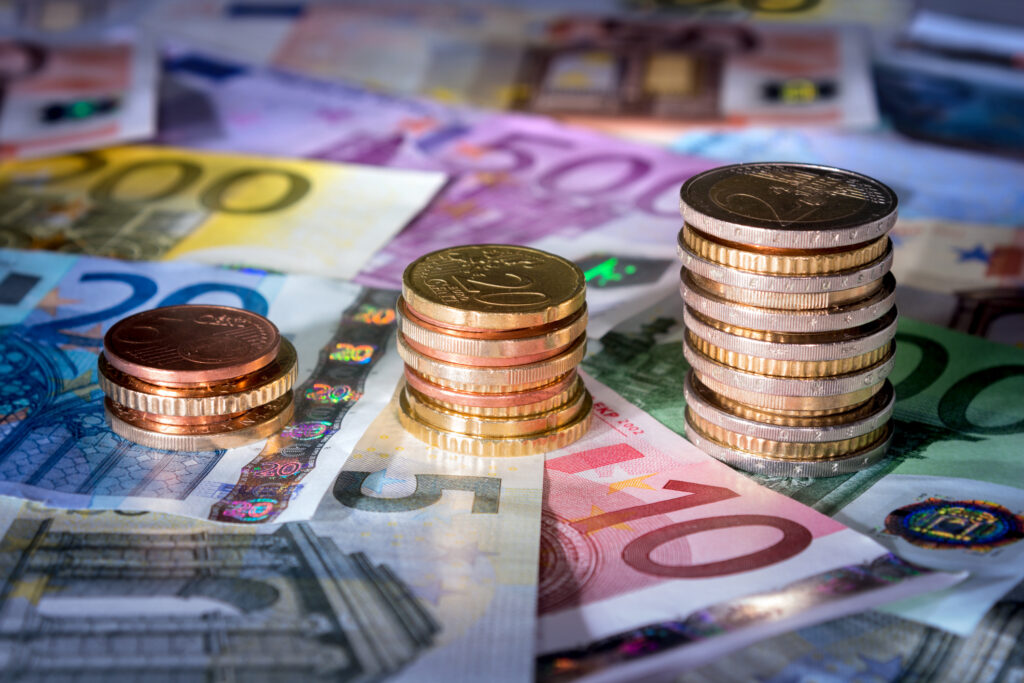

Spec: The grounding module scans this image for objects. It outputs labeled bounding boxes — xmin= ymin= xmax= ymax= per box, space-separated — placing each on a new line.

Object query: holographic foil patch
xmin=884 ymin=498 xmax=1024 ymax=552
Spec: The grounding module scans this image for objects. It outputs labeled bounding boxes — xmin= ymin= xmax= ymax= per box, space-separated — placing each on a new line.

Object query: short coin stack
xmin=100 ymin=304 xmax=297 ymax=451
xmin=397 ymin=244 xmax=592 ymax=456
xmin=677 ymin=163 xmax=899 ymax=477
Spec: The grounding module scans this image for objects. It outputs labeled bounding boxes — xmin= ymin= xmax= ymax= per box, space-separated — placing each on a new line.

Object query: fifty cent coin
xmin=103 ymin=304 xmax=280 ymax=385
xmin=402 ymin=244 xmax=585 ymax=330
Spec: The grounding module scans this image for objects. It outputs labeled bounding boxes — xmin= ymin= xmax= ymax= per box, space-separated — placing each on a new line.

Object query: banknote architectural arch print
xmin=0 ymin=518 xmax=437 ymax=679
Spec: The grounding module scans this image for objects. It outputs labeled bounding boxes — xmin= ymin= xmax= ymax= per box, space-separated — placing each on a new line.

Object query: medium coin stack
xmin=100 ymin=304 xmax=297 ymax=451
xmin=677 ymin=163 xmax=899 ymax=477
xmin=396 ymin=244 xmax=593 ymax=456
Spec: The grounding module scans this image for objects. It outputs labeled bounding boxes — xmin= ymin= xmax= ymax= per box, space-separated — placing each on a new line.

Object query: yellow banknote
xmin=0 ymin=145 xmax=446 ymax=278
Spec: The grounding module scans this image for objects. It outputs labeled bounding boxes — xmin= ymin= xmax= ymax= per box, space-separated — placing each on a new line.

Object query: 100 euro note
xmin=157 ymin=50 xmax=715 ymax=334
xmin=0 ymin=392 xmax=546 ymax=682
xmin=584 ymin=293 xmax=1024 ymax=637
xmin=0 ymin=145 xmax=445 ymax=279
xmin=535 ymin=377 xmax=960 ymax=683
xmin=0 ymin=247 xmax=411 ymax=523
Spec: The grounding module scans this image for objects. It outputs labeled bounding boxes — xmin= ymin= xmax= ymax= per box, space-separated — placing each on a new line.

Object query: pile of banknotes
xmin=0 ymin=1 xmax=1022 ymax=682
xmin=397 ymin=246 xmax=593 ymax=456
xmin=677 ymin=163 xmax=899 ymax=477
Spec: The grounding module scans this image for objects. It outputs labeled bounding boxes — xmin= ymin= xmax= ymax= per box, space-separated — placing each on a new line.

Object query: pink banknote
xmin=537 ymin=376 xmax=961 ymax=681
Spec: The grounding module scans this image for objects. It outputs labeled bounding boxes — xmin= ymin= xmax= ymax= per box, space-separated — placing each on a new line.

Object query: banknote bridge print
xmin=0 ymin=517 xmax=438 ymax=680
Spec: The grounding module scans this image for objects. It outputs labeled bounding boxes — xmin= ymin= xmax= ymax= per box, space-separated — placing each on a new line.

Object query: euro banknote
xmin=0 ymin=390 xmax=546 ymax=682
xmin=679 ymin=580 xmax=1024 ymax=682
xmin=584 ymin=294 xmax=1024 ymax=636
xmin=535 ymin=377 xmax=959 ymax=682
xmin=158 ymin=49 xmax=714 ymax=333
xmin=0 ymin=247 xmax=409 ymax=523
xmin=0 ymin=145 xmax=445 ymax=278
xmin=147 ymin=2 xmax=878 ymax=129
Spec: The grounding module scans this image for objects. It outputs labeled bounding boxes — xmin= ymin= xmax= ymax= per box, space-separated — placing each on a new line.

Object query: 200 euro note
xmin=0 ymin=145 xmax=446 ymax=279
xmin=0 ymin=394 xmax=546 ymax=681
xmin=0 ymin=248 xmax=408 ymax=524
xmin=0 ymin=28 xmax=156 ymax=159
xmin=584 ymin=292 xmax=1024 ymax=637
xmin=535 ymin=376 xmax=960 ymax=682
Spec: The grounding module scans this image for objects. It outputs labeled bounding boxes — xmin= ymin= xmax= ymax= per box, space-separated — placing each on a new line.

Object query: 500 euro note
xmin=158 ymin=49 xmax=716 ymax=334
xmin=535 ymin=377 xmax=959 ymax=682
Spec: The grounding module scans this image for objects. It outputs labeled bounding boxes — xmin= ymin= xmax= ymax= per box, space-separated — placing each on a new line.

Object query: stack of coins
xmin=677 ymin=163 xmax=899 ymax=477
xmin=396 ymin=244 xmax=593 ymax=456
xmin=100 ymin=305 xmax=297 ymax=451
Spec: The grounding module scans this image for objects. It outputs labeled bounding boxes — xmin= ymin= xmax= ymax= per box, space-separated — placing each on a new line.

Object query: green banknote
xmin=583 ymin=294 xmax=1024 ymax=636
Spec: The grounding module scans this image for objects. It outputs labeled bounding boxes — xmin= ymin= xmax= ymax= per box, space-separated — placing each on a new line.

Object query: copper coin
xmin=404 ymin=367 xmax=578 ymax=408
xmin=103 ymin=305 xmax=280 ymax=386
xmin=134 ymin=409 xmax=250 ymax=426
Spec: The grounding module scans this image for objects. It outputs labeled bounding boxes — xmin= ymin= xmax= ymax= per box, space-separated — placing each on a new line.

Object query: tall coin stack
xmin=100 ymin=305 xmax=297 ymax=451
xmin=677 ymin=163 xmax=899 ymax=477
xmin=396 ymin=244 xmax=593 ymax=456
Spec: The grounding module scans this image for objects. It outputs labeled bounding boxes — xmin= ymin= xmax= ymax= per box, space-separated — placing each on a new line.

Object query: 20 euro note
xmin=0 ymin=28 xmax=157 ymax=159
xmin=583 ymin=292 xmax=1024 ymax=637
xmin=0 ymin=145 xmax=446 ymax=279
xmin=0 ymin=247 xmax=409 ymax=524
xmin=534 ymin=376 xmax=960 ymax=683
xmin=0 ymin=394 xmax=546 ymax=682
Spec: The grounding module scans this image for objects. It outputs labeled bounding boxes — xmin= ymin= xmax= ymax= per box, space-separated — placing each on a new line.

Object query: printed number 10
xmin=571 ymin=480 xmax=813 ymax=579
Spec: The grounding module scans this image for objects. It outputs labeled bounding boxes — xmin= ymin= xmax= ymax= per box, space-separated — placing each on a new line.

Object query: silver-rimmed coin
xmin=693 ymin=370 xmax=885 ymax=414
xmin=679 ymin=163 xmax=898 ymax=249
xmin=683 ymin=306 xmax=898 ymax=362
xmin=677 ymin=238 xmax=893 ymax=295
xmin=683 ymin=335 xmax=896 ymax=396
xmin=684 ymin=370 xmax=895 ymax=443
xmin=681 ymin=271 xmax=896 ymax=333
xmin=685 ymin=414 xmax=893 ymax=478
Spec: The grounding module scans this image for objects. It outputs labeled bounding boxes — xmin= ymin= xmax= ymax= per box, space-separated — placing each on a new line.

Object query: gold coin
xmin=409 ymin=376 xmax=584 ymax=418
xmin=402 ymin=244 xmax=585 ymax=329
xmin=687 ymin=271 xmax=882 ymax=309
xmin=398 ymin=297 xmax=588 ymax=360
xmin=685 ymin=330 xmax=893 ymax=378
xmin=401 ymin=381 xmax=588 ymax=438
xmin=694 ymin=370 xmax=884 ymax=414
xmin=98 ymin=339 xmax=298 ymax=417
xmin=686 ymin=407 xmax=891 ymax=460
xmin=680 ymin=224 xmax=889 ymax=276
xmin=105 ymin=392 xmax=294 ymax=452
xmin=397 ymin=332 xmax=586 ymax=391
xmin=398 ymin=390 xmax=592 ymax=457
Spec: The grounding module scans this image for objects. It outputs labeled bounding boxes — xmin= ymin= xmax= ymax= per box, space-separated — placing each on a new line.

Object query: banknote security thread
xmin=99 ymin=304 xmax=296 ymax=451
xmin=397 ymin=244 xmax=592 ymax=456
xmin=678 ymin=163 xmax=899 ymax=476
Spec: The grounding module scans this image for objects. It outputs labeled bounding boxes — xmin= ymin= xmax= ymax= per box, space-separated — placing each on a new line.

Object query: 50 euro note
xmin=0 ymin=28 xmax=156 ymax=159
xmin=158 ymin=50 xmax=716 ymax=334
xmin=535 ymin=376 xmax=960 ymax=683
xmin=0 ymin=247 xmax=411 ymax=524
xmin=0 ymin=393 xmax=545 ymax=682
xmin=583 ymin=293 xmax=1024 ymax=637
xmin=0 ymin=145 xmax=446 ymax=279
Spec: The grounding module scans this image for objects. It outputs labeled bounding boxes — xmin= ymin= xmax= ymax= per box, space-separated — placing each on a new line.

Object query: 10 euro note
xmin=535 ymin=376 xmax=960 ymax=683
xmin=0 ymin=145 xmax=445 ymax=279
xmin=0 ymin=247 xmax=409 ymax=523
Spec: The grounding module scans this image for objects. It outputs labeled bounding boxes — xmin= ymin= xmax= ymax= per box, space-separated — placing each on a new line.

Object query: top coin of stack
xmin=676 ymin=163 xmax=899 ymax=477
xmin=396 ymin=244 xmax=592 ymax=456
xmin=100 ymin=304 xmax=297 ymax=451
